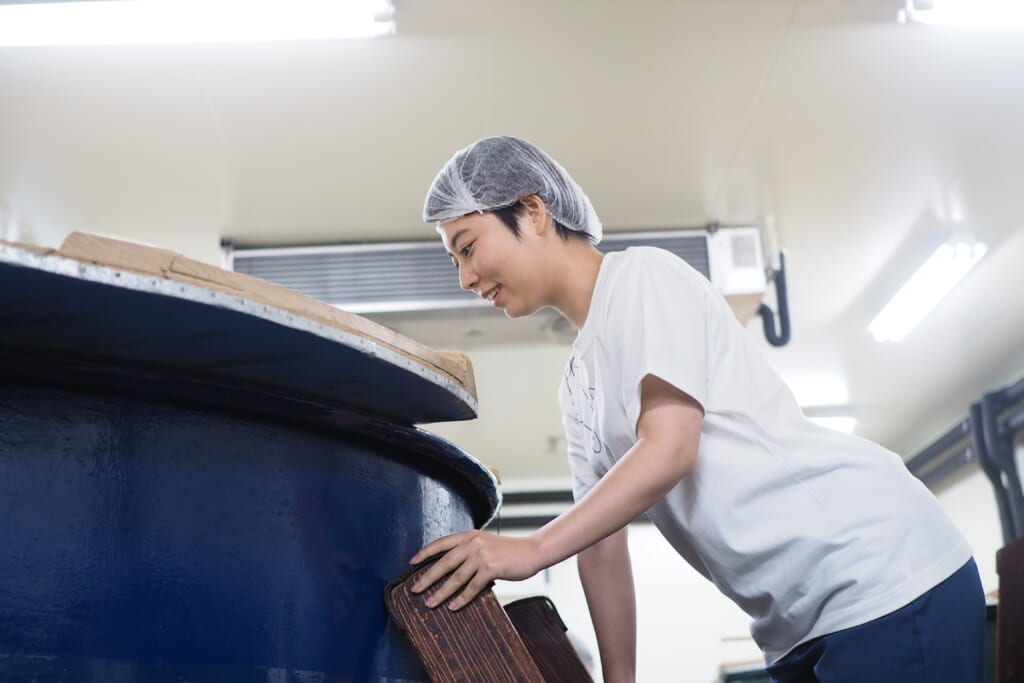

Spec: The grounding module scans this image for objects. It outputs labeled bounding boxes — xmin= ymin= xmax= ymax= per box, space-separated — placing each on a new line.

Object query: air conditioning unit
xmin=224 ymin=226 xmax=768 ymax=348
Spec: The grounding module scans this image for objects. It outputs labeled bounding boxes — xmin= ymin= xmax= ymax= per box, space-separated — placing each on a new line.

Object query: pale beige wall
xmin=425 ymin=343 xmax=574 ymax=485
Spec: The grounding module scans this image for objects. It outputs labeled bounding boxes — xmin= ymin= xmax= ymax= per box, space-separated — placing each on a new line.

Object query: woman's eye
xmin=460 ymin=241 xmax=474 ymax=257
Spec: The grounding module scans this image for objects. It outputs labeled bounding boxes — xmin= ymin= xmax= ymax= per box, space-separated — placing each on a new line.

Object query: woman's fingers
xmin=409 ymin=531 xmax=489 ymax=604
xmin=410 ymin=546 xmax=466 ymax=595
xmin=409 ymin=532 xmax=464 ymax=565
xmin=408 ymin=531 xmax=540 ymax=610
xmin=423 ymin=560 xmax=481 ymax=608
xmin=448 ymin=571 xmax=496 ymax=610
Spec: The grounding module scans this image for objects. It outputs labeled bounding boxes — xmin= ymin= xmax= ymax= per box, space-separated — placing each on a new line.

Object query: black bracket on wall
xmin=757 ymin=251 xmax=791 ymax=347
xmin=909 ymin=374 xmax=1024 ymax=544
xmin=975 ymin=379 xmax=1024 ymax=544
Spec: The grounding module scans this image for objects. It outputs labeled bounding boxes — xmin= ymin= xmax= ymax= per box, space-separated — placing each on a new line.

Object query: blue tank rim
xmin=0 ymin=347 xmax=500 ymax=529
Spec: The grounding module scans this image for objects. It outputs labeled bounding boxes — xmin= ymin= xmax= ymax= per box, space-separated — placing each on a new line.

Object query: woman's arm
xmin=409 ymin=373 xmax=702 ymax=609
xmin=578 ymin=526 xmax=636 ymax=683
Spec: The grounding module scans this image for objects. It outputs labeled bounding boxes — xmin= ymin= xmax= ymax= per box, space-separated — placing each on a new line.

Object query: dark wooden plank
xmin=505 ymin=596 xmax=593 ymax=682
xmin=385 ymin=558 xmax=544 ymax=683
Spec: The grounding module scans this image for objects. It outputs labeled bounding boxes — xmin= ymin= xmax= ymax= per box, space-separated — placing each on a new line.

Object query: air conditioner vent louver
xmin=230 ymin=230 xmax=711 ymax=314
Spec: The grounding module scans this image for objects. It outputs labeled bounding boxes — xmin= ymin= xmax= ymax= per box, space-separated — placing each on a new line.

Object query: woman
xmin=409 ymin=136 xmax=984 ymax=682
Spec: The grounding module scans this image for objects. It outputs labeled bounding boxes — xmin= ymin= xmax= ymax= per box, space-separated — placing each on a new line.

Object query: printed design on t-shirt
xmin=564 ymin=355 xmax=604 ymax=455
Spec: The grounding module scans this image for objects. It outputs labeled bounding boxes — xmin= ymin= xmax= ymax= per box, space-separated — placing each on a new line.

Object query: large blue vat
xmin=0 ymin=240 xmax=498 ymax=681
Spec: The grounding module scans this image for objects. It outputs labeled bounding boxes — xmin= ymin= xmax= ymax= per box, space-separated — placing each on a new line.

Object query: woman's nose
xmin=458 ymin=263 xmax=478 ymax=291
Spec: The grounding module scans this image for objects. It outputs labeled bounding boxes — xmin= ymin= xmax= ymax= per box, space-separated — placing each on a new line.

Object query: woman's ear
xmin=519 ymin=194 xmax=549 ymax=235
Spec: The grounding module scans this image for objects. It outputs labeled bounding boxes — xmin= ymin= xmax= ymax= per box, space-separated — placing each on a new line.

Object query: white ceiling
xmin=2 ymin=0 xmax=1023 ymax=486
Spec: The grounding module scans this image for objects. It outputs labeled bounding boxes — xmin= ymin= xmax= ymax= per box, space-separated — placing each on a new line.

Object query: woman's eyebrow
xmin=446 ymin=228 xmax=469 ymax=256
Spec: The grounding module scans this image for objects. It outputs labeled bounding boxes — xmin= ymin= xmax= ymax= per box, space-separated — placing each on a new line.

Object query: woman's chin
xmin=503 ymin=302 xmax=542 ymax=319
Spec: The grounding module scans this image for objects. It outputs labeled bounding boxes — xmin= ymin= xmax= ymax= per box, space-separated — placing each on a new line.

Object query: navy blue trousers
xmin=767 ymin=558 xmax=985 ymax=683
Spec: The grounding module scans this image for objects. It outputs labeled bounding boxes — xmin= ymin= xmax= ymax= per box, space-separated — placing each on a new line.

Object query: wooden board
xmin=504 ymin=597 xmax=593 ymax=682
xmin=59 ymin=232 xmax=475 ymax=398
xmin=385 ymin=558 xmax=544 ymax=682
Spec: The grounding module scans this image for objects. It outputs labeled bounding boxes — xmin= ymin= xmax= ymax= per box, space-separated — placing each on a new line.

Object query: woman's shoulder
xmin=588 ymin=247 xmax=711 ymax=326
xmin=608 ymin=246 xmax=710 ymax=289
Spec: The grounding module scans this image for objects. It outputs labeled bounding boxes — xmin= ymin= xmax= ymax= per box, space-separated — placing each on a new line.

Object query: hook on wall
xmin=757 ymin=251 xmax=791 ymax=347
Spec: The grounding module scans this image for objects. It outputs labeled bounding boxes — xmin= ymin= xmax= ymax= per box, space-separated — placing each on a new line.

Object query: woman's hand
xmin=409 ymin=530 xmax=543 ymax=610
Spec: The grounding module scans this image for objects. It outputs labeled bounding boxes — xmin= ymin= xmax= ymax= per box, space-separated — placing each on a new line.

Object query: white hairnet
xmin=422 ymin=136 xmax=603 ymax=244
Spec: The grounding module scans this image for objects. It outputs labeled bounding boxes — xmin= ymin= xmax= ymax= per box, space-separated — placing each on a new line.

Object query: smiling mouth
xmin=483 ymin=285 xmax=502 ymax=303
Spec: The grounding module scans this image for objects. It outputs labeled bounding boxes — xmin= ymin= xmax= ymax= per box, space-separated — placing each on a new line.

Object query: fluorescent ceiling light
xmin=0 ymin=0 xmax=396 ymax=47
xmin=899 ymin=0 xmax=1024 ymax=26
xmin=868 ymin=234 xmax=987 ymax=343
xmin=808 ymin=415 xmax=858 ymax=434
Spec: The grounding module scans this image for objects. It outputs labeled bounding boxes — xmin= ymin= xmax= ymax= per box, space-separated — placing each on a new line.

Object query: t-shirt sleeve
xmin=559 ymin=362 xmax=601 ymax=501
xmin=608 ymin=255 xmax=709 ymax=439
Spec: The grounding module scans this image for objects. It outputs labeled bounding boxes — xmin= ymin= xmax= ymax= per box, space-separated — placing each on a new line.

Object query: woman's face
xmin=440 ymin=209 xmax=546 ymax=318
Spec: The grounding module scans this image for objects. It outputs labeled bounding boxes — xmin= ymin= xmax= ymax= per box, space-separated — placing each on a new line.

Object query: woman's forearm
xmin=531 ymin=432 xmax=696 ymax=567
xmin=578 ymin=527 xmax=636 ymax=683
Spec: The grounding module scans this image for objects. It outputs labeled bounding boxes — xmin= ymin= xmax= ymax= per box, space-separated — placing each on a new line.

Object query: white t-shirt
xmin=559 ymin=247 xmax=972 ymax=664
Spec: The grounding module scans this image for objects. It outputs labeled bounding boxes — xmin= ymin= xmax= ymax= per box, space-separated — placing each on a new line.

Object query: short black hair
xmin=491 ymin=200 xmax=591 ymax=243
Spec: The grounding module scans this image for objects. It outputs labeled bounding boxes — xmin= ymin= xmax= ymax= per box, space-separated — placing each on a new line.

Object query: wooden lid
xmin=0 ymin=233 xmax=478 ymax=424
